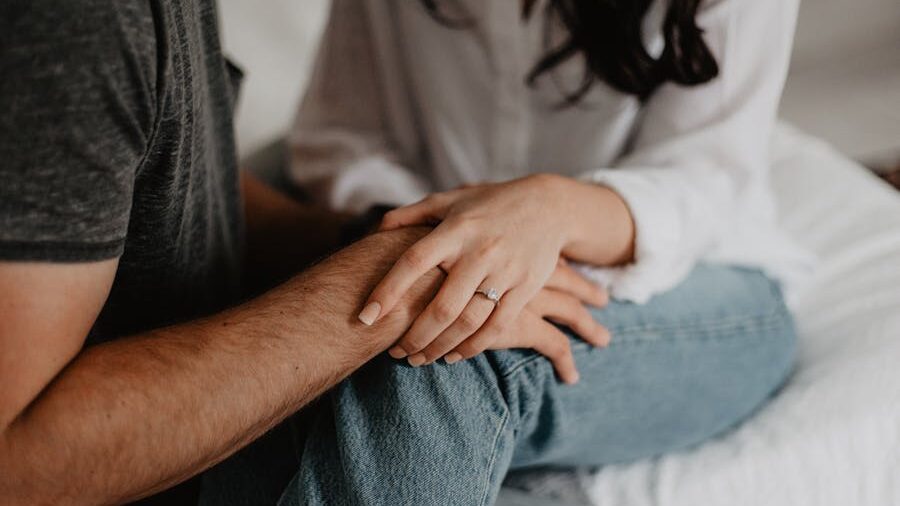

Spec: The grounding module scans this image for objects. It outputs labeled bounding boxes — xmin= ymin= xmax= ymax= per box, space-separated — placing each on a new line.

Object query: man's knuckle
xmin=580 ymin=321 xmax=597 ymax=338
xmin=395 ymin=341 xmax=415 ymax=355
xmin=421 ymin=349 xmax=442 ymax=363
xmin=566 ymin=303 xmax=587 ymax=321
xmin=549 ymin=338 xmax=571 ymax=358
xmin=575 ymin=307 xmax=593 ymax=326
xmin=558 ymin=292 xmax=578 ymax=305
xmin=405 ymin=339 xmax=428 ymax=353
xmin=455 ymin=342 xmax=478 ymax=358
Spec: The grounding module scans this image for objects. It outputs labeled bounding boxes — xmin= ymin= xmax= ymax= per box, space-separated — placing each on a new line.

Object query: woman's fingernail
xmin=389 ymin=346 xmax=407 ymax=359
xmin=358 ymin=302 xmax=382 ymax=326
xmin=407 ymin=354 xmax=427 ymax=367
xmin=444 ymin=352 xmax=463 ymax=364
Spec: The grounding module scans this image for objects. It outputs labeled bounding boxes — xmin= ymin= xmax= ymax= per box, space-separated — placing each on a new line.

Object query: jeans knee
xmin=759 ymin=308 xmax=798 ymax=392
xmin=337 ymin=351 xmax=510 ymax=419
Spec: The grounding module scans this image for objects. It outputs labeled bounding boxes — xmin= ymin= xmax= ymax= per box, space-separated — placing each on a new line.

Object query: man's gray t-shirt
xmin=0 ymin=0 xmax=244 ymax=342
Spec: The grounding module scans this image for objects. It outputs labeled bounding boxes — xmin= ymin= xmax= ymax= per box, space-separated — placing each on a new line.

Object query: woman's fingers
xmin=408 ymin=296 xmax=495 ymax=366
xmin=530 ymin=289 xmax=610 ymax=347
xmin=389 ymin=255 xmax=488 ymax=359
xmin=359 ymin=229 xmax=457 ymax=325
xmin=380 ymin=194 xmax=450 ymax=231
xmin=545 ymin=262 xmax=608 ymax=308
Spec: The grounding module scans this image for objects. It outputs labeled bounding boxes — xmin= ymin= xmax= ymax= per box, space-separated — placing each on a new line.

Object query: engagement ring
xmin=476 ymin=287 xmax=502 ymax=306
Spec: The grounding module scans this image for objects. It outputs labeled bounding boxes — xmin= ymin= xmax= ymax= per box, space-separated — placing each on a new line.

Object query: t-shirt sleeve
xmin=0 ymin=1 xmax=158 ymax=262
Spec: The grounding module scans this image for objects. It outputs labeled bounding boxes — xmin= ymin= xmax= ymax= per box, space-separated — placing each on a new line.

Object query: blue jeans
xmin=200 ymin=264 xmax=796 ymax=505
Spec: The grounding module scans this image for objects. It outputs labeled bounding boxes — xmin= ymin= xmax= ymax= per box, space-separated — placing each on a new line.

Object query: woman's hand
xmin=356 ymin=175 xmax=621 ymax=375
xmin=408 ymin=259 xmax=609 ymax=367
xmin=402 ymin=259 xmax=611 ymax=380
xmin=357 ymin=175 xmax=571 ymax=347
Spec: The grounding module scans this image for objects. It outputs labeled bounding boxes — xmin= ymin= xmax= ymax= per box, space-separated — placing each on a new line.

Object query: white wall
xmin=784 ymin=0 xmax=900 ymax=162
xmin=218 ymin=0 xmax=330 ymax=158
xmin=791 ymin=0 xmax=900 ymax=70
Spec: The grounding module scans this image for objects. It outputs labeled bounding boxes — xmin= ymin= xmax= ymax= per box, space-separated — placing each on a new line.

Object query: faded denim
xmin=201 ymin=264 xmax=796 ymax=506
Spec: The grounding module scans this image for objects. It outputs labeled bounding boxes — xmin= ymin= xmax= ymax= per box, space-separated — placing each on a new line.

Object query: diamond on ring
xmin=478 ymin=287 xmax=502 ymax=305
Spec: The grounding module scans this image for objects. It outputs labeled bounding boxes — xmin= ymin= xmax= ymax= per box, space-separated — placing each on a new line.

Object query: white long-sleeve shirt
xmin=290 ymin=0 xmax=813 ymax=304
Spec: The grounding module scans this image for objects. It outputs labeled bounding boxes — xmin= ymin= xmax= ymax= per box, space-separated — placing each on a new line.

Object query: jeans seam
xmin=499 ymin=308 xmax=792 ymax=381
xmin=603 ymin=306 xmax=790 ymax=338
xmin=478 ymin=406 xmax=510 ymax=506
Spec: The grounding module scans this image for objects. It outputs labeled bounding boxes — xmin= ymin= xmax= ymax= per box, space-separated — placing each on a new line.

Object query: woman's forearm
xmin=550 ymin=175 xmax=636 ymax=267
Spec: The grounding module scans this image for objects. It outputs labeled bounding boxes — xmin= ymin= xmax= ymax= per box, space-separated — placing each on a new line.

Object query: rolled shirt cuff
xmin=574 ymin=169 xmax=701 ymax=304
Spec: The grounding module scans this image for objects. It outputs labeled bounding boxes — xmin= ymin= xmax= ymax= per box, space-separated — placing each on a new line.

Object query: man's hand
xmin=0 ymin=227 xmax=440 ymax=505
xmin=392 ymin=259 xmax=611 ymax=385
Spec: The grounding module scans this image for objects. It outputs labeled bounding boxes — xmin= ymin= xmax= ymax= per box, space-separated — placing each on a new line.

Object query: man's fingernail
xmin=444 ymin=352 xmax=463 ymax=364
xmin=358 ymin=302 xmax=381 ymax=326
xmin=389 ymin=346 xmax=407 ymax=359
xmin=407 ymin=354 xmax=427 ymax=367
xmin=567 ymin=372 xmax=581 ymax=385
xmin=597 ymin=327 xmax=611 ymax=346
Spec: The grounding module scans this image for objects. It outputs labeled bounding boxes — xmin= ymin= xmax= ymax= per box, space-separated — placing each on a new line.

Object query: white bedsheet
xmin=548 ymin=125 xmax=900 ymax=506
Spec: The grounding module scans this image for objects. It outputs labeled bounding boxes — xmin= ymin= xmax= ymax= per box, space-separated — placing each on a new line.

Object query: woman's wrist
xmin=547 ymin=175 xmax=636 ymax=267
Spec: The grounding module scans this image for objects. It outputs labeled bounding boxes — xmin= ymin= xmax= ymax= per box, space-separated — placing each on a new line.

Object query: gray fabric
xmin=0 ymin=0 xmax=244 ymax=342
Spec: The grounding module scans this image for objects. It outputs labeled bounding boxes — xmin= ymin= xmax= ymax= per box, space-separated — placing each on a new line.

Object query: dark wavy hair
xmin=420 ymin=0 xmax=719 ymax=103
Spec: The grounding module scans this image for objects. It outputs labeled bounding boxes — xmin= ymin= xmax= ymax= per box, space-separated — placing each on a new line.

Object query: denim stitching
xmin=601 ymin=311 xmax=790 ymax=341
xmin=598 ymin=303 xmax=788 ymax=335
xmin=504 ymin=313 xmax=793 ymax=432
xmin=478 ymin=406 xmax=510 ymax=506
xmin=499 ymin=308 xmax=792 ymax=380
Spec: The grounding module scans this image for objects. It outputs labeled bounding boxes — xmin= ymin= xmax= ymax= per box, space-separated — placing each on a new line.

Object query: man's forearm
xmin=0 ymin=229 xmax=437 ymax=505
